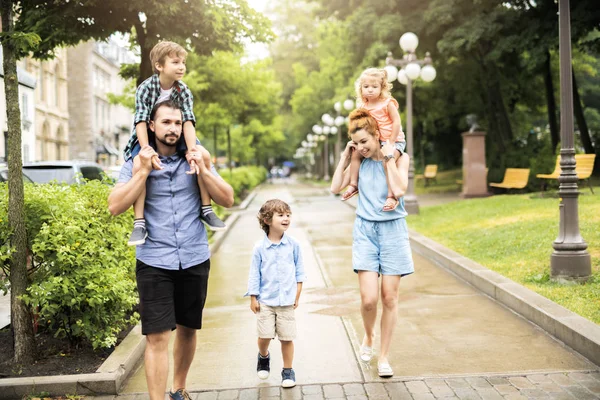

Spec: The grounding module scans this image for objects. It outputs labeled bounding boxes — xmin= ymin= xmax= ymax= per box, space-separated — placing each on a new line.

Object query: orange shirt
xmin=363 ymin=97 xmax=405 ymax=142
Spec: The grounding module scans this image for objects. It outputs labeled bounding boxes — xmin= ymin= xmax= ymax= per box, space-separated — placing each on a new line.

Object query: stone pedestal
xmin=461 ymin=131 xmax=490 ymax=198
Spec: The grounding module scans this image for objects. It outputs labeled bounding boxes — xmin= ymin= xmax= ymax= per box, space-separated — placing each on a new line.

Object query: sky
xmin=244 ymin=0 xmax=271 ymax=61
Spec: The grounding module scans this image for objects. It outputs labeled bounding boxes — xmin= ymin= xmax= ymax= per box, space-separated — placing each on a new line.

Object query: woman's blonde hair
xmin=347 ymin=108 xmax=379 ymax=139
xmin=257 ymin=199 xmax=292 ymax=235
xmin=150 ymin=41 xmax=188 ymax=74
xmin=354 ymin=68 xmax=393 ymax=106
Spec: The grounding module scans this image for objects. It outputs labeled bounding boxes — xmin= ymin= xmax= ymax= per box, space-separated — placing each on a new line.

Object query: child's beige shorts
xmin=257 ymin=304 xmax=296 ymax=341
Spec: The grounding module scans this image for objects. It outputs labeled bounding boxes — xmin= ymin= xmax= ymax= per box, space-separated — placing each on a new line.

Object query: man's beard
xmin=156 ymin=133 xmax=179 ymax=147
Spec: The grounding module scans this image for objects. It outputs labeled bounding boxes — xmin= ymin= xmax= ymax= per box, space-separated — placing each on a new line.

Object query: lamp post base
xmin=404 ymin=194 xmax=419 ymax=215
xmin=551 ymin=250 xmax=591 ymax=282
xmin=323 ymin=174 xmax=330 ymax=181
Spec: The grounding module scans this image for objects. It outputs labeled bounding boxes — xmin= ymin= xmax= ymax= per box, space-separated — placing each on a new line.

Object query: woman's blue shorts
xmin=352 ymin=216 xmax=414 ymax=276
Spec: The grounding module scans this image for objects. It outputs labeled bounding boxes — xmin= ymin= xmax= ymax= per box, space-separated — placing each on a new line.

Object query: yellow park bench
xmin=489 ymin=168 xmax=530 ymax=191
xmin=536 ymin=154 xmax=596 ymax=194
xmin=415 ymin=164 xmax=438 ymax=186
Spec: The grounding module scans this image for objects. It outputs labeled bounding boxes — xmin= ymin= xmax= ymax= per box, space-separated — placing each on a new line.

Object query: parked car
xmin=21 ymin=161 xmax=105 ymax=184
xmin=0 ymin=163 xmax=33 ymax=183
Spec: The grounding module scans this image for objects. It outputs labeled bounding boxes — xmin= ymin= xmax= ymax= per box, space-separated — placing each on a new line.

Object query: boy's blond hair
xmin=150 ymin=41 xmax=188 ymax=74
xmin=354 ymin=67 xmax=393 ymax=106
xmin=257 ymin=199 xmax=291 ymax=235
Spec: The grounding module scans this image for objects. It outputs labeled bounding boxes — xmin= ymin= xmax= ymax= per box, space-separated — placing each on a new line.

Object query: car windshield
xmin=22 ymin=166 xmax=75 ymax=184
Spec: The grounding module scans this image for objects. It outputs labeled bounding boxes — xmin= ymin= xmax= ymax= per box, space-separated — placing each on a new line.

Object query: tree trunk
xmin=134 ymin=19 xmax=153 ymax=85
xmin=572 ymin=70 xmax=595 ymax=154
xmin=543 ymin=51 xmax=560 ymax=152
xmin=0 ymin=0 xmax=36 ymax=364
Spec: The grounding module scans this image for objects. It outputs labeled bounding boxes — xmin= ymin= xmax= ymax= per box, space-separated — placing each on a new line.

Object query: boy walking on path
xmin=246 ymin=199 xmax=306 ymax=388
xmin=109 ymin=100 xmax=234 ymax=400
xmin=124 ymin=41 xmax=226 ymax=246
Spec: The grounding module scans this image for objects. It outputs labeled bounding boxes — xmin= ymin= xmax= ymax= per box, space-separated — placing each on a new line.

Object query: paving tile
xmin=346 ymin=395 xmax=368 ymax=400
xmin=547 ymin=392 xmax=576 ymax=400
xmin=519 ymin=388 xmax=549 ymax=398
xmin=303 ymin=385 xmax=324 ymax=395
xmin=486 ymin=378 xmax=509 ymax=386
xmin=344 ymin=383 xmax=366 ymax=396
xmin=218 ymin=390 xmax=239 ymax=400
xmin=197 ymin=392 xmax=219 ymax=400
xmin=491 ymin=385 xmax=518 ymax=395
xmin=384 ymin=382 xmax=413 ymax=400
xmin=259 ymin=387 xmax=281 ymax=398
xmin=445 ymin=379 xmax=470 ymax=389
xmin=564 ymin=385 xmax=598 ymax=400
xmin=508 ymin=377 xmax=536 ymax=390
xmin=323 ymin=384 xmax=345 ymax=399
xmin=473 ymin=388 xmax=503 ymax=400
xmin=466 ymin=377 xmax=491 ymax=389
xmin=424 ymin=379 xmax=449 ymax=389
xmin=303 ymin=394 xmax=325 ymax=400
xmin=239 ymin=389 xmax=259 ymax=400
xmin=430 ymin=385 xmax=455 ymax=398
xmin=365 ymin=382 xmax=389 ymax=398
xmin=411 ymin=393 xmax=435 ymax=400
xmin=281 ymin=386 xmax=302 ymax=400
xmin=537 ymin=382 xmax=564 ymax=393
xmin=548 ymin=374 xmax=576 ymax=387
xmin=452 ymin=387 xmax=481 ymax=400
xmin=589 ymin=372 xmax=600 ymax=382
xmin=503 ymin=395 xmax=528 ymax=400
xmin=580 ymin=379 xmax=600 ymax=394
xmin=405 ymin=381 xmax=430 ymax=394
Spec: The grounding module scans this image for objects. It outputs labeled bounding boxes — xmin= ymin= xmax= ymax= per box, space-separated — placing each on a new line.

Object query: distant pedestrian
xmin=341 ymin=68 xmax=406 ymax=212
xmin=330 ymin=109 xmax=413 ymax=378
xmin=246 ymin=199 xmax=306 ymax=388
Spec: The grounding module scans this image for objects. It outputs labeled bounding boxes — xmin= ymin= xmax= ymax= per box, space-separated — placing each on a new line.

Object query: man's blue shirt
xmin=246 ymin=233 xmax=306 ymax=307
xmin=118 ymin=153 xmax=219 ymax=270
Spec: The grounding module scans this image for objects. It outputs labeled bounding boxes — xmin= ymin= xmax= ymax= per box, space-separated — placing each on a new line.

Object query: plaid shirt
xmin=123 ymin=74 xmax=196 ymax=160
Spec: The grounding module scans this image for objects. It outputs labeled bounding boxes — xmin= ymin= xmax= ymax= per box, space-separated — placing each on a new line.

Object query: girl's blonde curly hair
xmin=354 ymin=67 xmax=393 ymax=107
xmin=257 ymin=199 xmax=292 ymax=235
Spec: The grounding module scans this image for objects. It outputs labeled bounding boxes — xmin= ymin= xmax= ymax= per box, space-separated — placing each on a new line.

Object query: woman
xmin=330 ymin=109 xmax=414 ymax=377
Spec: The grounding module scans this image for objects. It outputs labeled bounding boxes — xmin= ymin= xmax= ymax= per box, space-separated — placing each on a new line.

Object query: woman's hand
xmin=380 ymin=141 xmax=395 ymax=160
xmin=343 ymin=141 xmax=357 ymax=159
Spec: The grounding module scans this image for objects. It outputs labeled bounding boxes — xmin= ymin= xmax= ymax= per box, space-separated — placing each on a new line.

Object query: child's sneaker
xmin=281 ymin=368 xmax=296 ymax=388
xmin=257 ymin=352 xmax=270 ymax=379
xmin=127 ymin=225 xmax=147 ymax=246
xmin=169 ymin=388 xmax=192 ymax=400
xmin=200 ymin=208 xmax=227 ymax=231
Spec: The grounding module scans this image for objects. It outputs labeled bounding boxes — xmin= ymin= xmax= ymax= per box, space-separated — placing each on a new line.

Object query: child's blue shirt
xmin=246 ymin=233 xmax=306 ymax=307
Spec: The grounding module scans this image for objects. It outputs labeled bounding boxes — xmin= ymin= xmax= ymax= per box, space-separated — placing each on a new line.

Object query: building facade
xmin=0 ymin=47 xmax=37 ymax=163
xmin=67 ymin=39 xmax=135 ymax=166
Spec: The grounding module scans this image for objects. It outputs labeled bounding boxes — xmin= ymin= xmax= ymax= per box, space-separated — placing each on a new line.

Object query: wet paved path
xmin=115 ymin=182 xmax=599 ymax=399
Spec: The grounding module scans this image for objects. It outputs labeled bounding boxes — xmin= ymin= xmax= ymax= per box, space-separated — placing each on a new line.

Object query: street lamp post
xmin=385 ymin=32 xmax=437 ymax=215
xmin=551 ymin=0 xmax=591 ymax=280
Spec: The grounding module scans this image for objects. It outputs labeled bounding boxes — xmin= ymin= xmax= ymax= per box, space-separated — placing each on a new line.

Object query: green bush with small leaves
xmin=0 ymin=181 xmax=138 ymax=349
xmin=221 ymin=166 xmax=267 ymax=204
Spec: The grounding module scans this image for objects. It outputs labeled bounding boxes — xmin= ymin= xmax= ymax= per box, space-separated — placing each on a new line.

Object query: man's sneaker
xmin=281 ymin=368 xmax=296 ymax=388
xmin=257 ymin=352 xmax=270 ymax=379
xmin=127 ymin=225 xmax=147 ymax=246
xmin=200 ymin=210 xmax=227 ymax=231
xmin=169 ymin=388 xmax=192 ymax=400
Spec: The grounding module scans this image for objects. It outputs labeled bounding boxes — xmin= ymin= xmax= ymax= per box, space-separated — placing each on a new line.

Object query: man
xmin=108 ymin=99 xmax=234 ymax=400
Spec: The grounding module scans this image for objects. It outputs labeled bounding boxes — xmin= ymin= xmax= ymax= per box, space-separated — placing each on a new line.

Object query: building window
xmin=38 ymin=63 xmax=45 ymax=103
xmin=22 ymin=93 xmax=29 ymax=120
xmin=54 ymin=65 xmax=61 ymax=108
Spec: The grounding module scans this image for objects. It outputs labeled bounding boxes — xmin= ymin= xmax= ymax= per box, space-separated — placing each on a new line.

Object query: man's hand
xmin=250 ymin=296 xmax=260 ymax=314
xmin=139 ymin=145 xmax=158 ymax=174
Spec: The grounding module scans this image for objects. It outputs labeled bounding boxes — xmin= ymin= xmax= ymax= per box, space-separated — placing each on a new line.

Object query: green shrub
xmin=0 ymin=181 xmax=138 ymax=349
xmin=221 ymin=166 xmax=267 ymax=204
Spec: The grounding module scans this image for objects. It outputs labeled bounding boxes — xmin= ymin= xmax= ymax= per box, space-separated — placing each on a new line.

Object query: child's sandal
xmin=382 ymin=196 xmax=399 ymax=212
xmin=341 ymin=184 xmax=359 ymax=201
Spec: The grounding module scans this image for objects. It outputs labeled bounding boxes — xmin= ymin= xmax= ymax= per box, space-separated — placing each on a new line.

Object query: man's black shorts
xmin=136 ymin=259 xmax=210 ymax=335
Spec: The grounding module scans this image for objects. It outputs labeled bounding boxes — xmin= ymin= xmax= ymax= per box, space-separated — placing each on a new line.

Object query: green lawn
xmin=415 ymin=168 xmax=462 ymax=195
xmin=407 ymin=192 xmax=600 ymax=324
